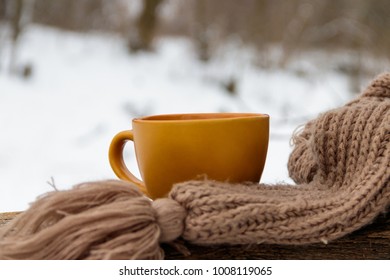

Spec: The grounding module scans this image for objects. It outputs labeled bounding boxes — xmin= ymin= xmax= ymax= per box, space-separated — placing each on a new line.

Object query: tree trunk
xmin=9 ymin=0 xmax=23 ymax=74
xmin=128 ymin=0 xmax=163 ymax=52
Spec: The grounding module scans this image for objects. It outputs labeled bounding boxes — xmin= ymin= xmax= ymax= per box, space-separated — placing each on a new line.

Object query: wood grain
xmin=1 ymin=212 xmax=389 ymax=259
xmin=0 ymin=212 xmax=21 ymax=227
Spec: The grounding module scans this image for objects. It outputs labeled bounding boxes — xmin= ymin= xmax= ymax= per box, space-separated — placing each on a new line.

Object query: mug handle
xmin=108 ymin=130 xmax=148 ymax=196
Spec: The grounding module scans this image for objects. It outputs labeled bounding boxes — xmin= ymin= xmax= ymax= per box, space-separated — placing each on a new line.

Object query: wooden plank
xmin=0 ymin=212 xmax=21 ymax=227
xmin=164 ymin=214 xmax=390 ymax=260
xmin=1 ymin=212 xmax=389 ymax=259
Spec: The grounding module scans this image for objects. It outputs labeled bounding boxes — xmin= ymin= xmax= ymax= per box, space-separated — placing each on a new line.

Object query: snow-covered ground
xmin=0 ymin=25 xmax=365 ymax=212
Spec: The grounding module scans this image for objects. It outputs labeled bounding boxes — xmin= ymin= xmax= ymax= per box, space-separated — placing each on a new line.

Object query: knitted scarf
xmin=0 ymin=73 xmax=389 ymax=260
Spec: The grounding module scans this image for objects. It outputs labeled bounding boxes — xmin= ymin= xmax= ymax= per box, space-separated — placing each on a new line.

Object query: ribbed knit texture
xmin=0 ymin=73 xmax=388 ymax=259
xmin=170 ymin=73 xmax=390 ymax=245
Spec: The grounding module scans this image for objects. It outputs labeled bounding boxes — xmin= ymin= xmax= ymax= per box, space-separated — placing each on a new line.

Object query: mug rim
xmin=133 ymin=113 xmax=269 ymax=123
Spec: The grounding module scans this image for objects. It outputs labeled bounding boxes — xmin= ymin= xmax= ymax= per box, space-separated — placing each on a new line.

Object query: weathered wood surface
xmin=0 ymin=212 xmax=21 ymax=227
xmin=1 ymin=212 xmax=389 ymax=259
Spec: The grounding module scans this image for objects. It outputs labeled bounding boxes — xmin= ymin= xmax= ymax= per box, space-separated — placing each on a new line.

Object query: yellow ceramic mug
xmin=109 ymin=113 xmax=269 ymax=199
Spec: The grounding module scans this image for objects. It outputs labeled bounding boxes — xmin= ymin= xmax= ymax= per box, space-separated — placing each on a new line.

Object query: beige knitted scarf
xmin=0 ymin=73 xmax=389 ymax=260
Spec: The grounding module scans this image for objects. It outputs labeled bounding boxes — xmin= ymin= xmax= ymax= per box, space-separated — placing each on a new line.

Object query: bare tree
xmin=128 ymin=0 xmax=163 ymax=52
xmin=9 ymin=0 xmax=23 ymax=74
xmin=192 ymin=0 xmax=210 ymax=61
xmin=0 ymin=0 xmax=6 ymax=20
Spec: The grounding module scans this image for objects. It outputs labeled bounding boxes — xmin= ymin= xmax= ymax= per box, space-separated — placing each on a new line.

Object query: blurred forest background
xmin=1 ymin=0 xmax=390 ymax=92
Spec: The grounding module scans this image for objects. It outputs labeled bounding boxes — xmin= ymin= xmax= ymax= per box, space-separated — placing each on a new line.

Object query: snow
xmin=0 ymin=25 xmax=357 ymax=212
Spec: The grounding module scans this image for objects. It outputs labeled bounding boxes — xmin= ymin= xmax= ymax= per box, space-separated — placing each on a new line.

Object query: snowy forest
xmin=0 ymin=0 xmax=390 ymax=211
xmin=2 ymin=0 xmax=390 ymax=83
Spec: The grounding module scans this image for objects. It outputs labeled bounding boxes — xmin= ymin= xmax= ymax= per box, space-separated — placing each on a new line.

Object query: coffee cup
xmin=109 ymin=113 xmax=269 ymax=199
